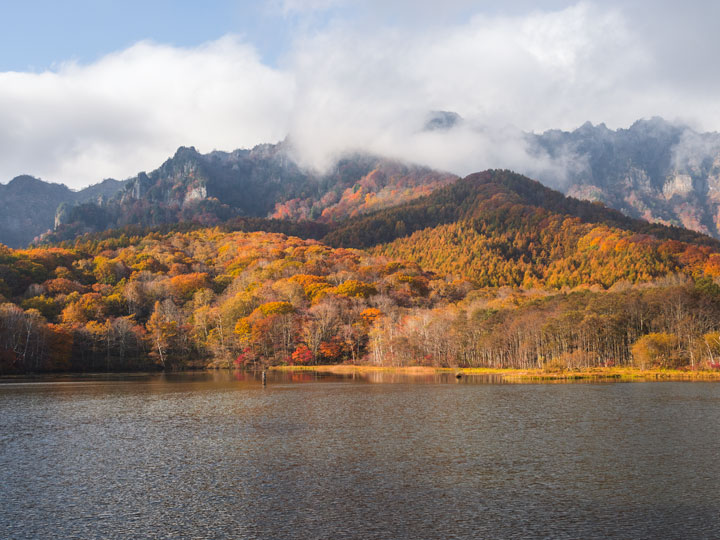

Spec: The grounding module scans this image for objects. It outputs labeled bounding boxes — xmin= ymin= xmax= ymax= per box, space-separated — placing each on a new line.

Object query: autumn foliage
xmin=4 ymin=170 xmax=720 ymax=373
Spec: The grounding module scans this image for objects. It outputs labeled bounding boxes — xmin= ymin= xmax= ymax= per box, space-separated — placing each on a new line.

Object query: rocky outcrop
xmin=42 ymin=141 xmax=458 ymax=244
xmin=529 ymin=118 xmax=720 ymax=238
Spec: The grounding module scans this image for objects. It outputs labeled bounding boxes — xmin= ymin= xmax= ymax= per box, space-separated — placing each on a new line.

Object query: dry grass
xmin=270 ymin=365 xmax=439 ymax=374
xmin=269 ymin=364 xmax=720 ymax=382
xmin=498 ymin=367 xmax=720 ymax=381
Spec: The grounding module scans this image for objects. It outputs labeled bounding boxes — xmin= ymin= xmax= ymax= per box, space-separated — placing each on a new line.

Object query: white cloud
xmin=285 ymin=2 xmax=647 ymax=176
xmin=2 ymin=1 xmax=720 ymax=189
xmin=0 ymin=36 xmax=293 ymax=188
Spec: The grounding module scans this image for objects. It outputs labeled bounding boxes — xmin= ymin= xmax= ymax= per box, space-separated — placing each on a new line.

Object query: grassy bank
xmin=269 ymin=365 xmax=720 ymax=382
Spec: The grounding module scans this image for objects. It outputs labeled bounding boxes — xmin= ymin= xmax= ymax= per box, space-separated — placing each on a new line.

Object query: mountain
xmin=324 ymin=169 xmax=719 ymax=288
xmin=46 ymin=142 xmax=457 ymax=244
xmin=11 ymin=116 xmax=720 ymax=249
xmin=51 ymin=168 xmax=720 ymax=291
xmin=0 ymin=176 xmax=125 ymax=248
xmin=423 ymin=110 xmax=463 ymax=131
xmin=529 ymin=117 xmax=720 ymax=237
xmin=4 ymin=169 xmax=720 ymax=374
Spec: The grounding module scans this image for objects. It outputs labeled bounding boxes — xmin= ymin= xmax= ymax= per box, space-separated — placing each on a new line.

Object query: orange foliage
xmin=360 ymin=307 xmax=382 ymax=325
xmin=169 ymin=272 xmax=209 ymax=301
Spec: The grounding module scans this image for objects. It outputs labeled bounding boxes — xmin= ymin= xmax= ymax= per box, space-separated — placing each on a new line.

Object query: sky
xmin=1 ymin=0 xmax=719 ymax=188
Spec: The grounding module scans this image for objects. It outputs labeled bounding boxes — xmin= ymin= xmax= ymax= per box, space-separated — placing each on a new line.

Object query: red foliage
xmin=291 ymin=344 xmax=313 ymax=365
xmin=234 ymin=347 xmax=256 ymax=367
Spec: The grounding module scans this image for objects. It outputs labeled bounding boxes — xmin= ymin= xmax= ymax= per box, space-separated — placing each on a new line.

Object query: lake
xmin=1 ymin=371 xmax=719 ymax=539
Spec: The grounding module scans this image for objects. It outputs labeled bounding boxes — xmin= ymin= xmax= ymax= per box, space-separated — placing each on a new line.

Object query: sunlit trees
xmin=703 ymin=332 xmax=720 ymax=368
xmin=93 ymin=256 xmax=129 ymax=285
xmin=234 ymin=301 xmax=298 ymax=364
xmin=3 ymin=207 xmax=720 ymax=374
xmin=147 ymin=300 xmax=182 ymax=368
xmin=334 ymin=280 xmax=377 ymax=299
xmin=169 ymin=272 xmax=209 ymax=302
xmin=632 ymin=333 xmax=680 ymax=369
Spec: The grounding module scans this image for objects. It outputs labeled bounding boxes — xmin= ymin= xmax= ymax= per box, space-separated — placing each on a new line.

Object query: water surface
xmin=1 ymin=371 xmax=719 ymax=539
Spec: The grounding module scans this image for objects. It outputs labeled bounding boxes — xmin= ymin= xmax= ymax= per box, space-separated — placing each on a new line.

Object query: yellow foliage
xmin=631 ymin=333 xmax=680 ymax=369
xmin=334 ymin=280 xmax=377 ymax=298
xmin=255 ymin=301 xmax=295 ymax=316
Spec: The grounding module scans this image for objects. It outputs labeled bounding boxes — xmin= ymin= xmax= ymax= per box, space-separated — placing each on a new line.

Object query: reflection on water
xmin=1 ymin=371 xmax=720 ymax=539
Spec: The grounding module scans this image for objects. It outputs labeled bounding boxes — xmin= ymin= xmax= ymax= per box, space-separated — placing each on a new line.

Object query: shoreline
xmin=4 ymin=365 xmax=720 ymax=382
xmin=269 ymin=364 xmax=720 ymax=381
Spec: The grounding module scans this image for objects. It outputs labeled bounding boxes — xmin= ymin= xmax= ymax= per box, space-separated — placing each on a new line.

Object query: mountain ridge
xmin=7 ymin=116 xmax=720 ymax=248
xmin=323 ymin=169 xmax=718 ymax=250
xmin=44 ymin=142 xmax=458 ymax=245
xmin=529 ymin=117 xmax=720 ymax=237
xmin=0 ymin=176 xmax=126 ymax=248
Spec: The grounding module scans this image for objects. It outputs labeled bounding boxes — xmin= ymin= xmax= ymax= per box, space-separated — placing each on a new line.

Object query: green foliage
xmin=694 ymin=276 xmax=720 ymax=297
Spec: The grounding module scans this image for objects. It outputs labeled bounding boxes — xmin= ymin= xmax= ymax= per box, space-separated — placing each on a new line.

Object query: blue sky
xmin=1 ymin=0 xmax=571 ymax=71
xmin=0 ymin=1 xmax=288 ymax=70
xmin=1 ymin=1 xmax=719 ymax=188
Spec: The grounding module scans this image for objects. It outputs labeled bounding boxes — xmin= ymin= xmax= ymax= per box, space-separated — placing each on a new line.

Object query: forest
xmin=3 ymin=170 xmax=720 ymax=374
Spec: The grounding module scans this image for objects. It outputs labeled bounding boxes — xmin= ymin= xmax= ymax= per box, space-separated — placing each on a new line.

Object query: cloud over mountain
xmin=2 ymin=1 xmax=720 ymax=188
xmin=0 ymin=37 xmax=293 ymax=187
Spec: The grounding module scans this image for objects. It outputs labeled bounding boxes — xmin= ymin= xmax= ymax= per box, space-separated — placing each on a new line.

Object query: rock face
xmin=528 ymin=118 xmax=720 ymax=237
xmin=0 ymin=176 xmax=125 ymax=248
xmin=183 ymin=185 xmax=207 ymax=206
xmin=44 ymin=141 xmax=458 ymax=244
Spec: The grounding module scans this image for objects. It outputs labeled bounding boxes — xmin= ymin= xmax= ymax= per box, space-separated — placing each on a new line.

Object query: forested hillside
xmin=4 ymin=169 xmax=720 ymax=374
xmin=0 ymin=229 xmax=444 ymax=373
xmin=325 ymin=170 xmax=717 ymax=248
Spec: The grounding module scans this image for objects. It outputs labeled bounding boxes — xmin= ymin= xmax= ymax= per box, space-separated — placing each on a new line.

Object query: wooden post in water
xmin=261 ymin=370 xmax=267 ymax=386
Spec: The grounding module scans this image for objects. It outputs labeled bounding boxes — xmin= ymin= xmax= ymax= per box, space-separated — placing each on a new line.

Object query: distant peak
xmin=573 ymin=120 xmax=612 ymax=135
xmin=5 ymin=175 xmax=70 ymax=192
xmin=629 ymin=116 xmax=680 ymax=130
xmin=423 ymin=110 xmax=462 ymax=131
xmin=8 ymin=174 xmax=43 ymax=185
xmin=172 ymin=146 xmax=200 ymax=159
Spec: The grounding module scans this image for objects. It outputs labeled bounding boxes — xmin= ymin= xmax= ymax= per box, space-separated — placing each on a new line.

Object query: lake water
xmin=1 ymin=371 xmax=720 ymax=539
